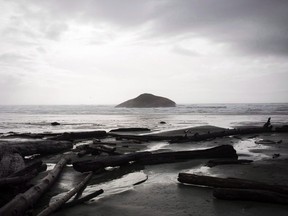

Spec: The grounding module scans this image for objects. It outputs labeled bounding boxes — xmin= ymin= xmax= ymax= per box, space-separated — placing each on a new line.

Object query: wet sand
xmin=40 ymin=127 xmax=288 ymax=216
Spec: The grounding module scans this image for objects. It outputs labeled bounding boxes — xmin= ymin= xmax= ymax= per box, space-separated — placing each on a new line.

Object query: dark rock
xmin=51 ymin=122 xmax=60 ymax=126
xmin=159 ymin=121 xmax=166 ymax=124
xmin=115 ymin=93 xmax=176 ymax=108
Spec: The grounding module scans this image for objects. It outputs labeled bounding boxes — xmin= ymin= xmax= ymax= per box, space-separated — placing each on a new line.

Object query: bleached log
xmin=0 ymin=157 xmax=70 ymax=216
xmin=178 ymin=173 xmax=288 ymax=195
xmin=37 ymin=172 xmax=93 ymax=216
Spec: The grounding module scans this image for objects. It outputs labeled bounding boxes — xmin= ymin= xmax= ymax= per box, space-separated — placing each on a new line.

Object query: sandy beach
xmin=1 ymin=124 xmax=285 ymax=216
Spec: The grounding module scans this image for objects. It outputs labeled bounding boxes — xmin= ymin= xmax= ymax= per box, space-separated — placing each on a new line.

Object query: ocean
xmin=0 ymin=103 xmax=287 ymax=134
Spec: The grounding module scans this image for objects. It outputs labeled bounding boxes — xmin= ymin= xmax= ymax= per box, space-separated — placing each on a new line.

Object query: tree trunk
xmin=37 ymin=172 xmax=93 ymax=216
xmin=206 ymin=159 xmax=253 ymax=167
xmin=0 ymin=157 xmax=70 ymax=216
xmin=0 ymin=141 xmax=73 ymax=156
xmin=213 ymin=188 xmax=288 ymax=204
xmin=73 ymin=145 xmax=237 ymax=172
xmin=178 ymin=173 xmax=288 ymax=195
xmin=50 ymin=131 xmax=107 ymax=141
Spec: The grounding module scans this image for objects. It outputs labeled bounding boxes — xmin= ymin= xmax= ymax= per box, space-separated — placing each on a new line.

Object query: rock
xmin=115 ymin=93 xmax=176 ymax=108
xmin=51 ymin=122 xmax=60 ymax=126
xmin=159 ymin=121 xmax=166 ymax=124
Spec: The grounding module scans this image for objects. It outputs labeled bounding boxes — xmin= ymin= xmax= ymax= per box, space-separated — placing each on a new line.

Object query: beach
xmin=0 ymin=104 xmax=288 ymax=215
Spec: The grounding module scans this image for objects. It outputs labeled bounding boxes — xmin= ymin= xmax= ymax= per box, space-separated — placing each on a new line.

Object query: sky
xmin=0 ymin=0 xmax=288 ymax=105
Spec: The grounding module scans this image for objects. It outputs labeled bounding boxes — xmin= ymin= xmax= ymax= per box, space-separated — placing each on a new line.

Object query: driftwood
xmin=0 ymin=140 xmax=73 ymax=156
xmin=178 ymin=173 xmax=288 ymax=195
xmin=109 ymin=126 xmax=272 ymax=143
xmin=206 ymin=159 xmax=253 ymax=167
xmin=109 ymin=128 xmax=150 ymax=133
xmin=50 ymin=131 xmax=107 ymax=141
xmin=73 ymin=145 xmax=237 ymax=172
xmin=62 ymin=189 xmax=104 ymax=209
xmin=213 ymin=188 xmax=288 ymax=204
xmin=0 ymin=157 xmax=70 ymax=216
xmin=73 ymin=152 xmax=150 ymax=172
xmin=9 ymin=160 xmax=44 ymax=177
xmin=37 ymin=172 xmax=93 ymax=216
xmin=0 ymin=171 xmax=37 ymax=187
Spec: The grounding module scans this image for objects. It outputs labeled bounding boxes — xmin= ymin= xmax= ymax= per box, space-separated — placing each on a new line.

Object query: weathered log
xmin=62 ymin=189 xmax=104 ymax=209
xmin=0 ymin=171 xmax=37 ymax=187
xmin=206 ymin=159 xmax=253 ymax=167
xmin=213 ymin=188 xmax=288 ymax=204
xmin=170 ymin=126 xmax=272 ymax=143
xmin=9 ymin=160 xmax=44 ymax=177
xmin=138 ymin=145 xmax=237 ymax=165
xmin=0 ymin=140 xmax=73 ymax=156
xmin=73 ymin=145 xmax=237 ymax=172
xmin=109 ymin=128 xmax=150 ymax=133
xmin=178 ymin=173 xmax=288 ymax=195
xmin=50 ymin=131 xmax=107 ymax=141
xmin=73 ymin=152 xmax=151 ymax=172
xmin=0 ymin=157 xmax=70 ymax=216
xmin=87 ymin=145 xmax=121 ymax=156
xmin=109 ymin=126 xmax=273 ymax=143
xmin=37 ymin=172 xmax=93 ymax=216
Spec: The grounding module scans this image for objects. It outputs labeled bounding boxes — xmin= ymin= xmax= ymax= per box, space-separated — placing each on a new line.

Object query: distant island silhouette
xmin=115 ymin=93 xmax=176 ymax=108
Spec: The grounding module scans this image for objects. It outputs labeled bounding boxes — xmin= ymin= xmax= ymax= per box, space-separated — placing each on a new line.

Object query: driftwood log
xmin=213 ymin=188 xmax=288 ymax=204
xmin=0 ymin=140 xmax=73 ymax=156
xmin=178 ymin=173 xmax=288 ymax=195
xmin=109 ymin=126 xmax=272 ymax=143
xmin=50 ymin=130 xmax=107 ymax=141
xmin=73 ymin=145 xmax=237 ymax=172
xmin=206 ymin=159 xmax=253 ymax=167
xmin=0 ymin=157 xmax=70 ymax=216
xmin=37 ymin=172 xmax=93 ymax=216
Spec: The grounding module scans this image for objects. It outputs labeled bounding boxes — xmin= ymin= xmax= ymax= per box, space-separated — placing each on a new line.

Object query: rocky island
xmin=115 ymin=93 xmax=176 ymax=108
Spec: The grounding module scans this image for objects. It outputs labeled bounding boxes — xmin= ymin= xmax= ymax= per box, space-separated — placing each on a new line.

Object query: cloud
xmin=0 ymin=52 xmax=30 ymax=63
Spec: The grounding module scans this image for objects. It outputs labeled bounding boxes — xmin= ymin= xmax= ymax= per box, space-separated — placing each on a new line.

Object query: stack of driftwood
xmin=0 ymin=119 xmax=287 ymax=215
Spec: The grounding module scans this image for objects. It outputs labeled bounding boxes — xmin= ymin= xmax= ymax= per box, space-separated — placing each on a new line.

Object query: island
xmin=115 ymin=93 xmax=176 ymax=108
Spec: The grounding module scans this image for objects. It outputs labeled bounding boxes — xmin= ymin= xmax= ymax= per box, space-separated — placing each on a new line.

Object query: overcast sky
xmin=0 ymin=0 xmax=288 ymax=105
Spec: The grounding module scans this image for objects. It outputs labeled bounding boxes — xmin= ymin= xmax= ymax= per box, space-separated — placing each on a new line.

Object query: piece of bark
xmin=0 ymin=157 xmax=70 ymax=216
xmin=73 ymin=145 xmax=237 ymax=172
xmin=37 ymin=172 xmax=93 ymax=216
xmin=213 ymin=188 xmax=288 ymax=204
xmin=0 ymin=141 xmax=73 ymax=156
xmin=206 ymin=159 xmax=253 ymax=167
xmin=178 ymin=173 xmax=288 ymax=195
xmin=62 ymin=189 xmax=104 ymax=209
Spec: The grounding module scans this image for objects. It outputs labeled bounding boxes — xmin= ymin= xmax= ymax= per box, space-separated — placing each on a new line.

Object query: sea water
xmin=0 ymin=103 xmax=287 ymax=133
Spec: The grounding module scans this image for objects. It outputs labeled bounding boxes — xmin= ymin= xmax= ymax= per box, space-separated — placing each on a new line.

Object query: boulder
xmin=116 ymin=93 xmax=176 ymax=108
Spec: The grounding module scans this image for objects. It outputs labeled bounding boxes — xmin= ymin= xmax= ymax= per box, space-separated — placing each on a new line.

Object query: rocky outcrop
xmin=115 ymin=93 xmax=176 ymax=108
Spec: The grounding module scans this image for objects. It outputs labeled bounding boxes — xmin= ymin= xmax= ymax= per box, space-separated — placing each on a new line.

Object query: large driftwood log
xmin=9 ymin=160 xmax=44 ymax=177
xmin=213 ymin=188 xmax=288 ymax=204
xmin=0 ymin=141 xmax=73 ymax=156
xmin=37 ymin=172 xmax=93 ymax=216
xmin=109 ymin=126 xmax=272 ymax=143
xmin=0 ymin=157 xmax=70 ymax=216
xmin=206 ymin=159 xmax=253 ymax=167
xmin=0 ymin=171 xmax=37 ymax=187
xmin=178 ymin=173 xmax=288 ymax=195
xmin=50 ymin=130 xmax=107 ymax=141
xmin=73 ymin=145 xmax=237 ymax=172
xmin=73 ymin=152 xmax=150 ymax=172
